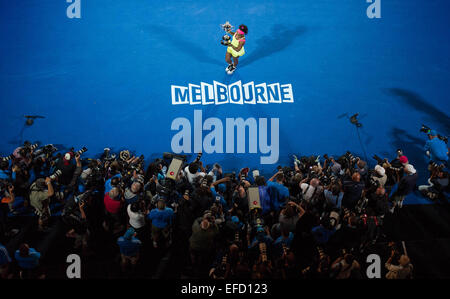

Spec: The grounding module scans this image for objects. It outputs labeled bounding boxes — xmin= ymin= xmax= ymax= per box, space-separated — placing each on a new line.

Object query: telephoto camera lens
xmin=49 ymin=169 xmax=62 ymax=180
xmin=76 ymin=147 xmax=88 ymax=156
xmin=1 ymin=155 xmax=12 ymax=162
xmin=119 ymin=150 xmax=130 ymax=161
xmin=201 ymin=178 xmax=208 ymax=188
xmin=194 ymin=152 xmax=202 ymax=163
xmin=29 ymin=143 xmax=38 ymax=150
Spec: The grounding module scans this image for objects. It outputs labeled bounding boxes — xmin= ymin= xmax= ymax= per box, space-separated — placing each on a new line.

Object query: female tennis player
xmin=224 ymin=24 xmax=248 ymax=74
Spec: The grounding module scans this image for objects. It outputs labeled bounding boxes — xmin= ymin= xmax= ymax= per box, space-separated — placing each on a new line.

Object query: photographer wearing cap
xmin=29 ymin=177 xmax=54 ymax=231
xmin=389 ymin=164 xmax=418 ymax=213
xmin=424 ymin=129 xmax=448 ymax=164
xmin=55 ymin=152 xmax=76 ymax=186
xmin=371 ymin=164 xmax=387 ymax=189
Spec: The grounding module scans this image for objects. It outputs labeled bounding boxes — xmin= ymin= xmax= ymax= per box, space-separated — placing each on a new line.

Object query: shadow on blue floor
xmin=385 ymin=88 xmax=450 ymax=132
xmin=240 ymin=24 xmax=307 ymax=68
xmin=145 ymin=24 xmax=224 ymax=67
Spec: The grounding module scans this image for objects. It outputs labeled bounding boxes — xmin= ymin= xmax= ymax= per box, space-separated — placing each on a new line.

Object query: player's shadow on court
xmin=145 ymin=24 xmax=223 ymax=67
xmin=240 ymin=24 xmax=307 ymax=68
xmin=384 ymin=88 xmax=450 ymax=132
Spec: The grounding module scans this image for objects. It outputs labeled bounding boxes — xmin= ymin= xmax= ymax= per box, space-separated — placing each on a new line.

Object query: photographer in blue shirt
xmin=14 ymin=243 xmax=44 ymax=279
xmin=117 ymin=228 xmax=142 ymax=273
xmin=424 ymin=130 xmax=448 ymax=164
xmin=267 ymin=171 xmax=290 ymax=212
xmin=148 ymin=199 xmax=174 ymax=248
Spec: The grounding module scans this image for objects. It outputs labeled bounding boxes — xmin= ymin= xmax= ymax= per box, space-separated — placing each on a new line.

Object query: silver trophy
xmin=220 ymin=21 xmax=234 ymax=33
xmin=220 ymin=21 xmax=233 ymax=46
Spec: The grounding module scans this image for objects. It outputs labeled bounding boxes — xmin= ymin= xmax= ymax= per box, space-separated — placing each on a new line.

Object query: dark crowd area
xmin=0 ymin=135 xmax=448 ymax=279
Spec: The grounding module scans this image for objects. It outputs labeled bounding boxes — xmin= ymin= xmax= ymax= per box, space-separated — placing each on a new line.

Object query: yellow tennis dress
xmin=227 ymin=33 xmax=245 ymax=57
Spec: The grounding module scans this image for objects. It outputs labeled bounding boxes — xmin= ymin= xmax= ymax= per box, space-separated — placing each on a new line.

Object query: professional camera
xmin=337 ymin=151 xmax=358 ymax=171
xmin=420 ymin=124 xmax=433 ymax=134
xmin=101 ymin=148 xmax=117 ymax=162
xmin=193 ymin=152 xmax=203 ymax=163
xmin=131 ymin=155 xmax=145 ymax=170
xmin=428 ymin=161 xmax=445 ymax=173
xmin=420 ymin=124 xmax=448 ymax=143
xmin=19 ymin=142 xmax=39 ymax=159
xmin=32 ymin=144 xmax=58 ymax=161
xmin=49 ymin=169 xmax=62 ymax=180
xmin=367 ymin=170 xmax=381 ymax=189
xmin=1 ymin=155 xmax=13 ymax=162
xmin=372 ymin=154 xmax=386 ymax=165
xmin=75 ymin=189 xmax=92 ymax=205
xmin=23 ymin=141 xmax=39 ymax=151
xmin=318 ymin=173 xmax=332 ymax=186
xmin=224 ymin=171 xmax=236 ymax=181
xmin=155 ymin=177 xmax=178 ymax=201
xmin=278 ymin=166 xmax=294 ymax=181
xmin=74 ymin=147 xmax=88 ymax=156
xmin=345 ymin=151 xmax=357 ymax=164
xmin=84 ymin=164 xmax=105 ymax=190
xmin=119 ymin=150 xmax=131 ymax=161
xmin=200 ymin=177 xmax=209 ymax=188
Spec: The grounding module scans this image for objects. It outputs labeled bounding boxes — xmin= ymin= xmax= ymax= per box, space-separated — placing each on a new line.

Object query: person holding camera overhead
xmin=29 ymin=176 xmax=54 ymax=231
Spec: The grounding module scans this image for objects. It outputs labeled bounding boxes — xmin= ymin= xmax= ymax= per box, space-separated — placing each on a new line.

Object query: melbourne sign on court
xmin=171 ymin=81 xmax=294 ymax=105
xmin=169 ymin=81 xmax=295 ymax=164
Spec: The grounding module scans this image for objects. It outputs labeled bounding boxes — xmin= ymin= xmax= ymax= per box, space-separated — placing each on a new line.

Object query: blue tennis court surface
xmin=1 ymin=0 xmax=449 ymax=205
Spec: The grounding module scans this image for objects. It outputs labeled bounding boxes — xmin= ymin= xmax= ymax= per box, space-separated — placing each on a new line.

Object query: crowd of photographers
xmin=0 ymin=131 xmax=448 ymax=279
